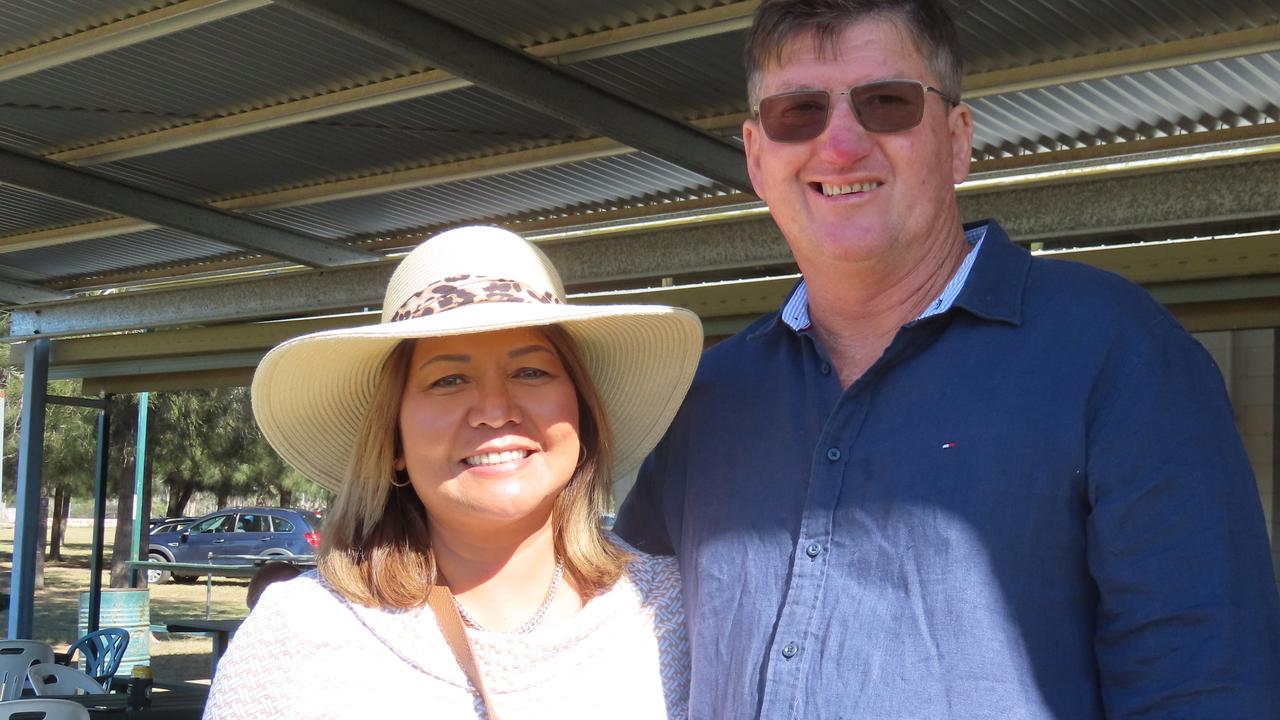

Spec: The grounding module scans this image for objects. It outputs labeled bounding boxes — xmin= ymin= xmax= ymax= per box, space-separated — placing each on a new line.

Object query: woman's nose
xmin=469 ymin=382 xmax=521 ymax=428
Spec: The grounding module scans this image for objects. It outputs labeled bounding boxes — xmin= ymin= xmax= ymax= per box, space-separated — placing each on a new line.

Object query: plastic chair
xmin=0 ymin=698 xmax=91 ymax=720
xmin=27 ymin=664 xmax=106 ymax=697
xmin=60 ymin=629 xmax=128 ymax=688
xmin=0 ymin=641 xmax=55 ymax=700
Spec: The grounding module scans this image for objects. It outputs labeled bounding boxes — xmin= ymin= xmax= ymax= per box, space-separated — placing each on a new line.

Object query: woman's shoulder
xmin=608 ymin=534 xmax=682 ymax=611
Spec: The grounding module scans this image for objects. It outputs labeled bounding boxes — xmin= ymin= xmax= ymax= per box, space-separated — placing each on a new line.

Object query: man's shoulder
xmin=698 ymin=311 xmax=783 ymax=373
xmin=1022 ymin=252 xmax=1174 ymax=333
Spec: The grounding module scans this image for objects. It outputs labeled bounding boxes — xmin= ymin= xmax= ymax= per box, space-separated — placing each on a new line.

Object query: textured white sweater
xmin=204 ymin=550 xmax=688 ymax=719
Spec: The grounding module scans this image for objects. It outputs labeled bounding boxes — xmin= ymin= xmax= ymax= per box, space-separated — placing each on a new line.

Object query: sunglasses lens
xmin=758 ymin=91 xmax=831 ymax=143
xmin=850 ymin=81 xmax=925 ymax=133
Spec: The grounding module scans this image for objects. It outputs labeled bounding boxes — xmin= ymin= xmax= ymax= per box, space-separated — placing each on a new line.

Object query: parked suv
xmin=146 ymin=506 xmax=322 ymax=584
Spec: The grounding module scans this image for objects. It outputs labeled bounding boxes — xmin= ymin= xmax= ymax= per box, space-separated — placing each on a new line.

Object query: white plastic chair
xmin=0 ymin=698 xmax=91 ymax=720
xmin=26 ymin=664 xmax=106 ymax=697
xmin=0 ymin=641 xmax=55 ymax=701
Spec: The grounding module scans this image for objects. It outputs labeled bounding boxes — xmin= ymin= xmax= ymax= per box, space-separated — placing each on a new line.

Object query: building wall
xmin=1197 ymin=328 xmax=1279 ymax=587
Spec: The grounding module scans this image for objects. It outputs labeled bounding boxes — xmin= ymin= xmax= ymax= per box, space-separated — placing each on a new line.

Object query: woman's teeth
xmin=821 ymin=181 xmax=880 ymax=196
xmin=464 ymin=450 xmax=530 ymax=466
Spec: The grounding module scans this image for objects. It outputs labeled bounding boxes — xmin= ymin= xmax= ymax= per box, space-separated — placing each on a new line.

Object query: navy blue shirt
xmin=616 ymin=220 xmax=1280 ymax=719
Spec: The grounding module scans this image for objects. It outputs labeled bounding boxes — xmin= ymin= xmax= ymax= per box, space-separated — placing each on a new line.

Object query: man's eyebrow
xmin=509 ymin=345 xmax=554 ymax=359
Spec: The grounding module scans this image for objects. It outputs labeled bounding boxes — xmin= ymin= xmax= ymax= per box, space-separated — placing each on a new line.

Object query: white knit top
xmin=204 ymin=549 xmax=688 ymax=719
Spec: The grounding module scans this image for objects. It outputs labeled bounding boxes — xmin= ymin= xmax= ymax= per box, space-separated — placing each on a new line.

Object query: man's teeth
xmin=821 ymin=181 xmax=880 ymax=196
xmin=464 ymin=450 xmax=530 ymax=466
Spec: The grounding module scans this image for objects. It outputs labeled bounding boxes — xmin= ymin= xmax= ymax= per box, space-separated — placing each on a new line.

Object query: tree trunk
xmin=278 ymin=488 xmax=293 ymax=507
xmin=48 ymin=485 xmax=66 ymax=561
xmin=215 ymin=490 xmax=230 ymax=508
xmin=35 ymin=493 xmax=48 ymax=590
xmin=109 ymin=476 xmax=134 ymax=588
xmin=166 ymin=476 xmax=197 ymax=518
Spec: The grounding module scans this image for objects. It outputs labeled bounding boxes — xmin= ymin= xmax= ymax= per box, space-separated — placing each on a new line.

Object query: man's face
xmin=742 ymin=18 xmax=973 ymax=275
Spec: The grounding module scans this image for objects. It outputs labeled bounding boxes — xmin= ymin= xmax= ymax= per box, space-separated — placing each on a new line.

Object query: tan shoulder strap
xmin=427 ymin=585 xmax=501 ymax=719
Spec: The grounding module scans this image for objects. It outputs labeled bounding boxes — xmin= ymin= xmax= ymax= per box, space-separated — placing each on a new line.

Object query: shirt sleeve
xmin=203 ymin=580 xmax=302 ymax=719
xmin=615 ymin=440 xmax=676 ymax=556
xmin=1085 ymin=314 xmax=1280 ymax=718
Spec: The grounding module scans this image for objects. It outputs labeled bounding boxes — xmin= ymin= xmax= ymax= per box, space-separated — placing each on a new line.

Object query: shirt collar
xmin=753 ymin=219 xmax=1028 ymax=340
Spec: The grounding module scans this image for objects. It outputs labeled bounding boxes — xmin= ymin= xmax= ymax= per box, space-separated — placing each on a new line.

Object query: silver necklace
xmin=453 ymin=557 xmax=564 ymax=634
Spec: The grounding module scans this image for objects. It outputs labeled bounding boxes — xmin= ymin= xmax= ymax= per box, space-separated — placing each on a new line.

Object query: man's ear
xmin=948 ymin=102 xmax=974 ymax=184
xmin=742 ymin=119 xmax=770 ymax=202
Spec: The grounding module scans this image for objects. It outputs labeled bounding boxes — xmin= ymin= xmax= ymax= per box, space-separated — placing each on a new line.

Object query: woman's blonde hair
xmin=317 ymin=324 xmax=627 ymax=608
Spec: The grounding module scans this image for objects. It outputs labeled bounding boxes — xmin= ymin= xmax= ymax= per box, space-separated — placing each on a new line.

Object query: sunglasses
xmin=753 ymin=79 xmax=960 ymax=143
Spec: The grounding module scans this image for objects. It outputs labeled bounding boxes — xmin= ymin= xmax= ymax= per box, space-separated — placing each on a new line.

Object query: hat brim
xmin=251 ymin=301 xmax=703 ymax=493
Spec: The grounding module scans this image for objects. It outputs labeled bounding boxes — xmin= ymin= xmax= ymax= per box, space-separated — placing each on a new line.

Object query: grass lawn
xmin=0 ymin=524 xmax=253 ymax=685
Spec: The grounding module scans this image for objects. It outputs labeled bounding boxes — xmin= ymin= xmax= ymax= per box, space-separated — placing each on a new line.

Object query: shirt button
xmin=826 ymin=447 xmax=841 ymax=462
xmin=781 ymin=643 xmax=799 ymax=659
xmin=805 ymin=542 xmax=822 ymax=558
xmin=820 ymin=362 xmax=832 ymax=375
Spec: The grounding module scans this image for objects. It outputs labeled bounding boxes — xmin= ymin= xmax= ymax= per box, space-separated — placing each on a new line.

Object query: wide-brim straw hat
xmin=251 ymin=225 xmax=704 ymax=493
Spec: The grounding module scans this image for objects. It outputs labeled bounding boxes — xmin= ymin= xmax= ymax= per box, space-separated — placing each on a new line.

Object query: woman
xmin=205 ymin=226 xmax=702 ymax=719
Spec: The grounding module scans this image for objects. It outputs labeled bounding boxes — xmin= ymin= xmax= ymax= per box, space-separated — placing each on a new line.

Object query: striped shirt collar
xmin=781 ymin=224 xmax=988 ymax=332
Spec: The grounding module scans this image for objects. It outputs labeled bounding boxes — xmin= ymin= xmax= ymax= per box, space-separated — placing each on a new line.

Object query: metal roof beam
xmin=0 ymin=276 xmax=73 ymax=304
xmin=7 ymin=116 xmax=1273 ymax=258
xmin=965 ymin=23 xmax=1280 ymax=98
xmin=9 ymin=151 xmax=1280 ymax=339
xmin=48 ymin=2 xmax=757 ymax=166
xmin=0 ymin=0 xmax=270 ymax=82
xmin=0 ymin=147 xmax=380 ymax=267
xmin=241 ymin=0 xmax=753 ymax=193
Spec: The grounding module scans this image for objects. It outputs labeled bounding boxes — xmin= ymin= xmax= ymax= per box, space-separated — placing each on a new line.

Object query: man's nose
xmin=469 ymin=382 xmax=521 ymax=428
xmin=815 ymin=96 xmax=873 ymax=161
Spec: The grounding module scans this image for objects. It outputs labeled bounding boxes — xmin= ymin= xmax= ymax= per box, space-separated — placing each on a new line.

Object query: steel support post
xmin=129 ymin=392 xmax=149 ymax=588
xmin=87 ymin=395 xmax=112 ymax=632
xmin=7 ymin=339 xmax=49 ymax=639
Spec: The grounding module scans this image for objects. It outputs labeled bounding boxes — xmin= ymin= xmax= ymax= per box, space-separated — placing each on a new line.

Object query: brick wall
xmin=1196 ymin=329 xmax=1279 ymax=588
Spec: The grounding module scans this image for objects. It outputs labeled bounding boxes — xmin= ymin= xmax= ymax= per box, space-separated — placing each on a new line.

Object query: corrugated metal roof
xmin=566 ymin=32 xmax=748 ymax=119
xmin=79 ymin=87 xmax=592 ymax=200
xmin=0 ymin=0 xmax=1276 ymax=301
xmin=0 ymin=228 xmax=243 ymax=282
xmin=250 ymin=152 xmax=724 ymax=238
xmin=959 ymin=0 xmax=1280 ymax=73
xmin=970 ymin=52 xmax=1280 ymax=156
xmin=0 ymin=0 xmax=165 ymax=55
xmin=0 ymin=184 xmax=104 ymax=235
xmin=1 ymin=3 xmax=429 ymax=152
xmin=403 ymin=0 xmax=739 ymax=48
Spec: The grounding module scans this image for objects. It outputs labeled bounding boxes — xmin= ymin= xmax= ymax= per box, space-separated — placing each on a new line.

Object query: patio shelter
xmin=1 ymin=0 xmax=1279 ymax=638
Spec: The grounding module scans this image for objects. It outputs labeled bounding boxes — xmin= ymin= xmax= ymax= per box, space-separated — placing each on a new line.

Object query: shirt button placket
xmin=805 ymin=542 xmax=822 ymax=559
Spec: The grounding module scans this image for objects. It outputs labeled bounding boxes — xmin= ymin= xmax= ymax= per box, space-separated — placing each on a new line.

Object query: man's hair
xmin=246 ymin=561 xmax=302 ymax=609
xmin=317 ymin=325 xmax=627 ymax=609
xmin=744 ymin=0 xmax=964 ymax=105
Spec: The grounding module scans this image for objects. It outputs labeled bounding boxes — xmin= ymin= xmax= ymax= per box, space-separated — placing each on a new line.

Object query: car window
xmin=270 ymin=516 xmax=294 ymax=533
xmin=236 ymin=514 xmax=269 ymax=532
xmin=191 ymin=515 xmax=233 ymax=533
xmin=301 ymin=511 xmax=323 ymax=531
xmin=154 ymin=522 xmax=178 ymax=533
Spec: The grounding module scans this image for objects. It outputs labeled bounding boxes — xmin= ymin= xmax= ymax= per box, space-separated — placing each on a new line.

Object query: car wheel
xmin=146 ymin=554 xmax=171 ymax=585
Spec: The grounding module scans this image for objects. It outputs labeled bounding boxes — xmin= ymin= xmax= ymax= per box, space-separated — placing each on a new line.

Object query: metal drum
xmin=77 ymin=589 xmax=151 ymax=677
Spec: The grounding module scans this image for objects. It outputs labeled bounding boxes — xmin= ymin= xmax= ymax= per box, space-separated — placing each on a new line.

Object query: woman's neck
xmin=430 ymin=516 xmax=582 ymax=633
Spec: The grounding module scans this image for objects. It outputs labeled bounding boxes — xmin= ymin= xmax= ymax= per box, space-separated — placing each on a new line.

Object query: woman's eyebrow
xmin=418 ymin=353 xmax=469 ymax=369
xmin=509 ymin=345 xmax=553 ymax=359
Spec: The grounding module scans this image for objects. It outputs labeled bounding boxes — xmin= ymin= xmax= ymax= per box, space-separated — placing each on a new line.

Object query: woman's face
xmin=397 ymin=327 xmax=582 ymax=527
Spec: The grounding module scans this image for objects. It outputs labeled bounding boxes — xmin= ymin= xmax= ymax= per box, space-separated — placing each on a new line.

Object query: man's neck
xmin=803 ymin=224 xmax=971 ymax=388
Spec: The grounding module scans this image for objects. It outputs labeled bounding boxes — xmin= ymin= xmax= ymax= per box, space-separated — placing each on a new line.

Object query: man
xmin=615 ymin=1 xmax=1280 ymax=718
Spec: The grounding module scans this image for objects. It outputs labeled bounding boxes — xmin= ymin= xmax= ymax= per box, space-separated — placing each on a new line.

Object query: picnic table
xmin=162 ymin=618 xmax=244 ymax=679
